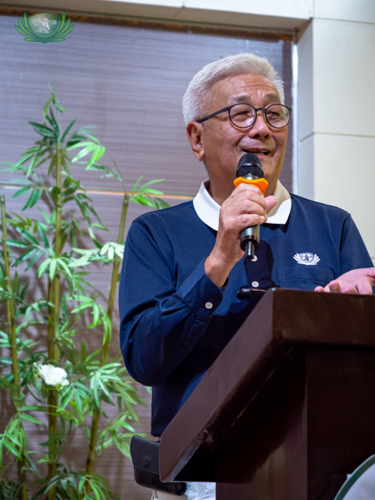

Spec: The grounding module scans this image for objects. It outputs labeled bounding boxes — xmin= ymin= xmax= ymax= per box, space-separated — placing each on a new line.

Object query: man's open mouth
xmin=243 ymin=150 xmax=270 ymax=156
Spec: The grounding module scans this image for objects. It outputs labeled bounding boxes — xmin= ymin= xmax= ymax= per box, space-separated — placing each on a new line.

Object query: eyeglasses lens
xmin=229 ymin=104 xmax=290 ymax=129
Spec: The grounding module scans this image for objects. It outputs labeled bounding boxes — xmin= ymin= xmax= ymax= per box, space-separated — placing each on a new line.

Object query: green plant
xmin=0 ymin=91 xmax=168 ymax=499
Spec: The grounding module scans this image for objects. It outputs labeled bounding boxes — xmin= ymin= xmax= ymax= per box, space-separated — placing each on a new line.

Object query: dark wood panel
xmin=0 ymin=15 xmax=293 ymax=196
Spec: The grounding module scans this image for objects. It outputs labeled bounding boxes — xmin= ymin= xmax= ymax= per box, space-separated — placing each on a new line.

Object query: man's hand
xmin=314 ymin=268 xmax=375 ymax=295
xmin=204 ymin=183 xmax=277 ymax=287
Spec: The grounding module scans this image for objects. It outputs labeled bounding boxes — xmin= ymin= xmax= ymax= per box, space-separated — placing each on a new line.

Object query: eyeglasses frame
xmin=196 ymin=102 xmax=292 ymax=130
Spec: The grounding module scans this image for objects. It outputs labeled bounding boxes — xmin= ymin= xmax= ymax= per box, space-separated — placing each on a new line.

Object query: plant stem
xmin=0 ymin=196 xmax=27 ymax=500
xmin=0 ymin=196 xmax=19 ymax=386
xmin=48 ymin=143 xmax=63 ymax=500
xmin=101 ymin=193 xmax=129 ymax=361
xmin=47 ymin=279 xmax=54 ymax=359
xmin=54 ymin=143 xmax=62 ymax=361
xmin=85 ymin=193 xmax=129 ymax=493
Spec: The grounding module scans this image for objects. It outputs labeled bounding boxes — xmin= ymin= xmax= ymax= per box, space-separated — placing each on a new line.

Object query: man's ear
xmin=186 ymin=121 xmax=205 ymax=162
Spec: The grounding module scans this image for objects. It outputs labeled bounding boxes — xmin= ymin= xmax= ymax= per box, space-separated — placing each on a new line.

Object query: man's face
xmin=187 ymin=73 xmax=288 ymax=202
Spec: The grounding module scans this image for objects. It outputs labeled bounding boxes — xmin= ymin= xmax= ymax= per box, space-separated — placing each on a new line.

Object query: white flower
xmin=37 ymin=364 xmax=69 ymax=388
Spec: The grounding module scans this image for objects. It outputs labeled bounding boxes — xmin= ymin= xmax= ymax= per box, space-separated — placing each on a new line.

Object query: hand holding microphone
xmin=234 ymin=153 xmax=268 ymax=260
xmin=204 ymin=153 xmax=276 ymax=287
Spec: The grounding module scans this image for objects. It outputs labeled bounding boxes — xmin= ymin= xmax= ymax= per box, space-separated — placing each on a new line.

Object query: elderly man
xmin=119 ymin=53 xmax=374 ymax=500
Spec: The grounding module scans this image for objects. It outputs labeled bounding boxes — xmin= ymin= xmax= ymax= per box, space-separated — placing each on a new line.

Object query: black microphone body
xmin=235 ymin=153 xmax=267 ymax=260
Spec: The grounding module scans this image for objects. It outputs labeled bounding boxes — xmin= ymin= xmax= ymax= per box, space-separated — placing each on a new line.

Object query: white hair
xmin=182 ymin=53 xmax=285 ymax=125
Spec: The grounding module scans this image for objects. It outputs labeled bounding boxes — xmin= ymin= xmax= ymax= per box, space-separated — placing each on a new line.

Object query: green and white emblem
xmin=15 ymin=13 xmax=74 ymax=44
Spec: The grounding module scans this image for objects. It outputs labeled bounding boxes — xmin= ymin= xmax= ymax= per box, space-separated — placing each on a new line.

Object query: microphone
xmin=233 ymin=153 xmax=268 ymax=260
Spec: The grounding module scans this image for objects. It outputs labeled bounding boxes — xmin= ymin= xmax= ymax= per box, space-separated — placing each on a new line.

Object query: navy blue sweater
xmin=119 ymin=194 xmax=373 ymax=436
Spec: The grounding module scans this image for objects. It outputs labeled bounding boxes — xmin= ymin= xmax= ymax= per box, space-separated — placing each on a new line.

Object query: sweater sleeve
xmin=119 ymin=218 xmax=223 ymax=386
xmin=340 ymin=216 xmax=374 ymax=273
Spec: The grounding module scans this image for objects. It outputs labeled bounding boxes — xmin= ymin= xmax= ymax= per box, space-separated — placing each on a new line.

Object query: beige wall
xmin=298 ymin=0 xmax=375 ymax=261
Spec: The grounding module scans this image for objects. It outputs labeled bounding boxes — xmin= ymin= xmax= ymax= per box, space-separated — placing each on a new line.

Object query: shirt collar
xmin=193 ymin=179 xmax=291 ymax=231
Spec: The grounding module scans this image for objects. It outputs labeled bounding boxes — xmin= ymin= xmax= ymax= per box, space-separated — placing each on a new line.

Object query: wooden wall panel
xmin=0 ymin=12 xmax=293 ymax=499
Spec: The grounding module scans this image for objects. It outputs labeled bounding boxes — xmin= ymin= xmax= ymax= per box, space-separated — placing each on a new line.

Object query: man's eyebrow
xmin=230 ymin=93 xmax=280 ymax=104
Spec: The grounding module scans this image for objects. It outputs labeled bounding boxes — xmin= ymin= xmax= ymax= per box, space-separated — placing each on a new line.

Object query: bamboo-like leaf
xmin=91 ymin=223 xmax=109 ymax=232
xmin=69 ymin=143 xmax=96 ymax=161
xmin=138 ymin=187 xmax=164 ymax=195
xmin=12 ymin=185 xmax=31 ymax=198
xmin=25 ymin=248 xmax=44 ymax=271
xmin=19 ymin=280 xmax=29 ymax=300
xmin=50 ymin=185 xmax=61 ymax=201
xmin=153 ymin=197 xmax=170 ymax=209
xmin=43 ymin=96 xmax=54 ymax=118
xmin=81 ymin=341 xmax=86 ymax=362
xmin=37 ymin=207 xmax=51 ymax=225
xmin=20 ymin=413 xmax=42 ymax=425
xmin=86 ymin=203 xmax=100 ymax=221
xmin=47 ymin=107 xmax=59 ymax=133
xmin=86 ymin=348 xmax=102 ymax=363
xmin=26 ymin=151 xmax=40 ymax=177
xmin=12 ymin=153 xmax=35 ymax=169
xmin=70 ymin=302 xmax=91 ymax=314
xmin=88 ymin=227 xmax=96 ymax=242
xmin=23 ymin=146 xmax=41 ymax=155
xmin=47 ymin=154 xmax=57 ymax=176
xmin=13 ymin=247 xmax=37 ymax=266
xmin=84 ymin=134 xmax=101 ymax=145
xmin=20 ymin=405 xmax=41 ymax=412
xmin=5 ymin=239 xmax=29 ymax=248
xmin=132 ymin=194 xmax=156 ymax=207
xmin=87 ymin=145 xmax=106 ymax=168
xmin=50 ymin=88 xmax=67 ymax=113
xmin=138 ymin=178 xmax=165 ymax=189
xmin=3 ymin=438 xmax=21 ymax=457
xmin=38 ymin=258 xmax=51 ymax=277
xmin=61 ymin=119 xmax=76 ymax=142
xmin=69 ymin=254 xmax=90 ymax=268
xmin=49 ymin=258 xmax=57 ymax=280
xmin=28 ymin=121 xmax=56 ymax=138
xmin=58 ymin=258 xmax=72 ymax=277
xmin=108 ymin=247 xmax=114 ymax=260
xmin=17 ymin=228 xmax=39 ymax=246
xmin=22 ymin=186 xmax=43 ymax=210
xmin=21 ymin=187 xmax=38 ymax=211
xmin=131 ymin=176 xmax=143 ymax=196
xmin=38 ymin=224 xmax=49 ymax=248
xmin=61 ymin=292 xmax=67 ymax=323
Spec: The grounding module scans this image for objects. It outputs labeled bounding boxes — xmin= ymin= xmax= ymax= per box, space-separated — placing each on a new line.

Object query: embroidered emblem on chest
xmin=293 ymin=253 xmax=320 ymax=265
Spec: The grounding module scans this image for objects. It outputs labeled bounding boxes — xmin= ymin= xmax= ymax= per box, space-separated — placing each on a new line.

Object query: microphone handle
xmin=236 ymin=174 xmax=268 ymax=260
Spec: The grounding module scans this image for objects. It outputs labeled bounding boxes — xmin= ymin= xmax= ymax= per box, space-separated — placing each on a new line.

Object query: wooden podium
xmin=159 ymin=289 xmax=375 ymax=500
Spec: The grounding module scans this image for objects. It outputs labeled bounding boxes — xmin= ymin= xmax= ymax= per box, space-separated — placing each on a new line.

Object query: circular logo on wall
xmin=29 ymin=13 xmax=60 ymax=38
xmin=15 ymin=12 xmax=74 ymax=44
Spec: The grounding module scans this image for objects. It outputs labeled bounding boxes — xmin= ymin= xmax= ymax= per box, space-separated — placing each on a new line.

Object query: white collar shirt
xmin=193 ymin=179 xmax=291 ymax=231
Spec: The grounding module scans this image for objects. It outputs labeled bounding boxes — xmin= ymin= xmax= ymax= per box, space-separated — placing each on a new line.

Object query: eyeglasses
xmin=196 ymin=103 xmax=292 ymax=129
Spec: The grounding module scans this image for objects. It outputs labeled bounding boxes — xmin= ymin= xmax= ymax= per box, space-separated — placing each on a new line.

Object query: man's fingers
xmin=328 ymin=281 xmax=341 ymax=293
xmin=315 ymin=272 xmax=374 ymax=295
xmin=352 ymin=280 xmax=374 ymax=295
xmin=265 ymin=195 xmax=277 ymax=214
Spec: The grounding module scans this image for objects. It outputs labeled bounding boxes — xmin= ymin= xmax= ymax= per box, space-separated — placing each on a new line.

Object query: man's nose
xmin=248 ymin=110 xmax=271 ymax=137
